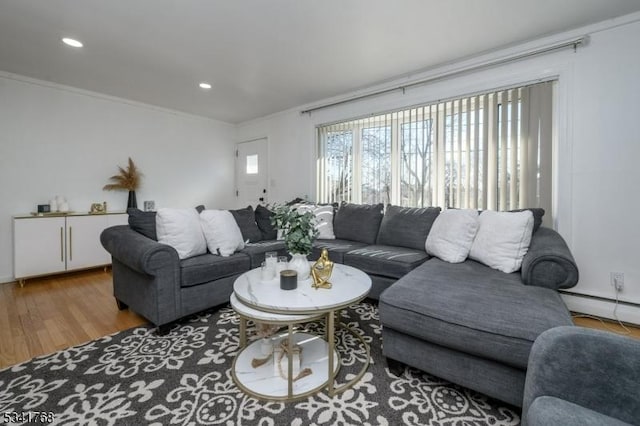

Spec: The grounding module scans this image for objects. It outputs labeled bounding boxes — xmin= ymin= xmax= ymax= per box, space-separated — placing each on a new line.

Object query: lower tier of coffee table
xmin=232 ymin=332 xmax=339 ymax=401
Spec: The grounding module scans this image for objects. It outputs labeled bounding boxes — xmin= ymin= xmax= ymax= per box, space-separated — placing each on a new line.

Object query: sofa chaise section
xmin=379 ymin=226 xmax=579 ymax=407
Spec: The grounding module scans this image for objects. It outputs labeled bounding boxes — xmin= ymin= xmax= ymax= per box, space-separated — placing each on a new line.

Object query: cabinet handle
xmin=69 ymin=226 xmax=73 ymax=261
xmin=60 ymin=227 xmax=64 ymax=262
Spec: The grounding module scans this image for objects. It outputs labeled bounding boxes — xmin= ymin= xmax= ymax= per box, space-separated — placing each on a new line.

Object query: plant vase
xmin=288 ymin=253 xmax=310 ymax=281
xmin=127 ymin=190 xmax=137 ymax=209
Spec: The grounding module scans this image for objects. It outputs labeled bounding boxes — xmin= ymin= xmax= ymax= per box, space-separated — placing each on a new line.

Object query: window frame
xmin=316 ymin=80 xmax=555 ymax=217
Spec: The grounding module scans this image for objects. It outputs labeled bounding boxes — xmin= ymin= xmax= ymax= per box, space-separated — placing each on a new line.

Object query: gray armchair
xmin=523 ymin=326 xmax=640 ymax=426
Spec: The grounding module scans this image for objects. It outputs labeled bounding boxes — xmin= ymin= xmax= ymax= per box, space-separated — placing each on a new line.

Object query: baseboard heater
xmin=559 ymin=290 xmax=640 ymax=308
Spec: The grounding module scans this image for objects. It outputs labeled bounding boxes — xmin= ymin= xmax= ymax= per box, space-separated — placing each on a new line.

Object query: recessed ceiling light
xmin=62 ymin=37 xmax=83 ymax=48
xmin=199 ymin=82 xmax=212 ymax=90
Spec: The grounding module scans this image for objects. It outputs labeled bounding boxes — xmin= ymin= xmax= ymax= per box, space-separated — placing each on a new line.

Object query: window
xmin=246 ymin=154 xmax=258 ymax=174
xmin=317 ymin=81 xmax=554 ymax=215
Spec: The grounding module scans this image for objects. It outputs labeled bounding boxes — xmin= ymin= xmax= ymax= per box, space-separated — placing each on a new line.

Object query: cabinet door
xmin=107 ymin=213 xmax=128 ymax=227
xmin=66 ymin=215 xmax=110 ymax=270
xmin=14 ymin=217 xmax=66 ymax=278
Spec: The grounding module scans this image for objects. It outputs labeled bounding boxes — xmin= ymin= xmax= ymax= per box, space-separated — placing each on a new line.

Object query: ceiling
xmin=1 ymin=1 xmax=639 ymax=124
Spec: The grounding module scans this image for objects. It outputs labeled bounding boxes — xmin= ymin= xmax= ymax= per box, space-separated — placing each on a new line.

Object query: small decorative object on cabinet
xmin=90 ymin=202 xmax=106 ymax=214
xmin=48 ymin=195 xmax=70 ymax=212
xmin=103 ymin=157 xmax=142 ymax=209
xmin=13 ymin=212 xmax=127 ymax=286
xmin=143 ymin=200 xmax=155 ymax=211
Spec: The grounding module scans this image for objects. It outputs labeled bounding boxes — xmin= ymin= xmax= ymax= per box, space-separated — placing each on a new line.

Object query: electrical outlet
xmin=610 ymin=272 xmax=624 ymax=292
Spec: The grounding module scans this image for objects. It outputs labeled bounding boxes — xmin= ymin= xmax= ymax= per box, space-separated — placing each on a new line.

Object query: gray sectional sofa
xmin=379 ymin=226 xmax=578 ymax=407
xmin=100 ymin=202 xmax=579 ymax=407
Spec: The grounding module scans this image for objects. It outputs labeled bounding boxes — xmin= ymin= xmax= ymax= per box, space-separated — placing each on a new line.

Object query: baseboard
xmin=561 ymin=292 xmax=640 ymax=326
xmin=0 ymin=275 xmax=16 ymax=285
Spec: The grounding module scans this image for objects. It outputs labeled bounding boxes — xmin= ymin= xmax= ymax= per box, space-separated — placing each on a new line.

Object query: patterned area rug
xmin=0 ymin=302 xmax=520 ymax=425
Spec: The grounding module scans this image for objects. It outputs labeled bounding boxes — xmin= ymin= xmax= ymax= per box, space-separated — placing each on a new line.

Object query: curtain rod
xmin=301 ymin=36 xmax=587 ymax=115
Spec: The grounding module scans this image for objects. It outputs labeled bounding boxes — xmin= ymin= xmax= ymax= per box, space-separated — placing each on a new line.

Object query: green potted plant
xmin=271 ymin=204 xmax=318 ymax=280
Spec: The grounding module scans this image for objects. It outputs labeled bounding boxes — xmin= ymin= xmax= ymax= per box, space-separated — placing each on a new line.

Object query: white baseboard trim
xmin=0 ymin=275 xmax=16 ymax=285
xmin=561 ymin=292 xmax=640 ymax=326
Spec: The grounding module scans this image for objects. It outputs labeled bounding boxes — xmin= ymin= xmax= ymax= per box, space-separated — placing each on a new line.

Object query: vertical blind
xmin=317 ymin=81 xmax=554 ymax=214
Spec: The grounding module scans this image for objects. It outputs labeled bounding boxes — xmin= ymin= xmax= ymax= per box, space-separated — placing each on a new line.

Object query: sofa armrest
xmin=521 ymin=227 xmax=578 ymax=290
xmin=101 ymin=225 xmax=179 ymax=275
xmin=523 ymin=326 xmax=640 ymax=426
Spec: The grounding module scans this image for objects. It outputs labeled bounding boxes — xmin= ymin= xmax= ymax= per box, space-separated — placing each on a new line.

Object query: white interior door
xmin=236 ymin=138 xmax=268 ymax=207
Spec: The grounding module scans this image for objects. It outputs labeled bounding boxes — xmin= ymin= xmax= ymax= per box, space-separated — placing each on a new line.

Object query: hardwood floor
xmin=0 ymin=269 xmax=146 ymax=370
xmin=572 ymin=315 xmax=640 ymax=339
xmin=1 ymin=269 xmax=638 ymax=370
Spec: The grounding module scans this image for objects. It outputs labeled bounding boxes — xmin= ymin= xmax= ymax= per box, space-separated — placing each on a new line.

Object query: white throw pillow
xmin=199 ymin=210 xmax=245 ymax=256
xmin=297 ymin=204 xmax=336 ymax=240
xmin=156 ymin=208 xmax=207 ymax=259
xmin=425 ymin=209 xmax=479 ymax=263
xmin=469 ymin=210 xmax=534 ymax=273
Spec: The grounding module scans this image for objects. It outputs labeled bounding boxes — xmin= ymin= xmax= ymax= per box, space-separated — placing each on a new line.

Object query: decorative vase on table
xmin=288 ymin=253 xmax=310 ymax=281
xmin=271 ymin=203 xmax=319 ymax=283
xmin=127 ymin=190 xmax=137 ymax=209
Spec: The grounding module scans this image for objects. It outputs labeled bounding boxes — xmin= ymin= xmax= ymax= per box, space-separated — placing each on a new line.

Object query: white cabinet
xmin=14 ymin=216 xmax=66 ymax=278
xmin=66 ymin=215 xmax=110 ymax=270
xmin=13 ymin=212 xmax=127 ymax=284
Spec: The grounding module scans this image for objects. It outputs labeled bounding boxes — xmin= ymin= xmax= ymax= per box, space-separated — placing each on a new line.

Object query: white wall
xmin=237 ymin=14 xmax=640 ymax=323
xmin=0 ymin=74 xmax=236 ymax=283
xmin=236 ymin=111 xmax=315 ymax=204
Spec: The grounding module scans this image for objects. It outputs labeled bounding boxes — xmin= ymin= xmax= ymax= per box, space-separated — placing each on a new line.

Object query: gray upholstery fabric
xmin=523 ymin=326 xmax=640 ymax=426
xmin=383 ymin=327 xmax=526 ymax=407
xmin=230 ymin=206 xmax=263 ymax=242
xmin=376 ymin=205 xmax=440 ymax=250
xmin=254 ymin=205 xmax=277 ymax=240
xmin=312 ymin=239 xmax=368 ymax=264
xmin=127 ymin=208 xmax=157 ymax=241
xmin=103 ymin=225 xmax=235 ymax=328
xmin=344 ymin=245 xmax=429 ymax=279
xmin=239 ymin=240 xmax=288 ymax=269
xmin=103 ymin=225 xmax=182 ymax=327
xmin=510 ymin=208 xmax=545 ymax=233
xmin=379 ymin=258 xmax=573 ymax=369
xmin=180 ymin=274 xmax=238 ymax=318
xmin=521 ymin=227 xmax=579 ymax=290
xmin=101 ymin=225 xmax=179 ymax=275
xmin=333 ymin=203 xmax=384 ymax=244
xmin=180 ymin=253 xmax=251 ymax=287
xmin=111 ymin=257 xmax=179 ymax=327
xmin=367 ymin=274 xmax=396 ymax=300
xmin=527 ymin=396 xmax=632 ymax=426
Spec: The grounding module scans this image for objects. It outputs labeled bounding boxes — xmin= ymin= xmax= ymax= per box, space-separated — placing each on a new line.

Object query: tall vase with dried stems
xmin=103 ymin=157 xmax=142 ymax=209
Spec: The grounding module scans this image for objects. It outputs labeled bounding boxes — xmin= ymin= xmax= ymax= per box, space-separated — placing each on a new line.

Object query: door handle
xmin=60 ymin=227 xmax=64 ymax=262
xmin=69 ymin=226 xmax=73 ymax=261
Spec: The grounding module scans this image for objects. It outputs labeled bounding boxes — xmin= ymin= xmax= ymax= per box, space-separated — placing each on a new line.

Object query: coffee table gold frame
xmin=231 ymin=302 xmax=371 ymax=402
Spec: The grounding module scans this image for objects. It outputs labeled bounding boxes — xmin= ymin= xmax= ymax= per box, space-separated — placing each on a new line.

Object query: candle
xmin=280 ymin=270 xmax=297 ymax=290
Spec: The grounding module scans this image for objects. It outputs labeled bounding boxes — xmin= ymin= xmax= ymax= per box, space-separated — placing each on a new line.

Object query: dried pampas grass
xmin=103 ymin=157 xmax=142 ymax=191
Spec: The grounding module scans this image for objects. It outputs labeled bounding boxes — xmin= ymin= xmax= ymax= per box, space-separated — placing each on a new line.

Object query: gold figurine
xmin=311 ymin=249 xmax=333 ymax=289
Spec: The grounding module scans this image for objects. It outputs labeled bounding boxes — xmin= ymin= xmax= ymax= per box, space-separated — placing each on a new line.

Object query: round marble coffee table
xmin=231 ymin=263 xmax=371 ymax=401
